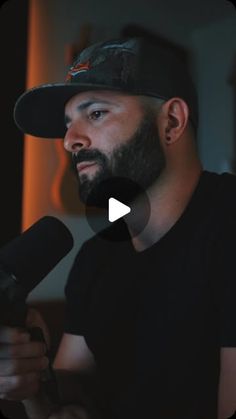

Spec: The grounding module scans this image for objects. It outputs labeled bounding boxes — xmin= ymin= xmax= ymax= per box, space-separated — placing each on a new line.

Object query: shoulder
xmin=203 ymin=170 xmax=236 ymax=213
xmin=217 ymin=171 xmax=236 ymax=190
xmin=206 ymin=171 xmax=236 ymax=262
xmin=215 ymin=172 xmax=236 ymax=215
xmin=203 ymin=170 xmax=236 ymax=190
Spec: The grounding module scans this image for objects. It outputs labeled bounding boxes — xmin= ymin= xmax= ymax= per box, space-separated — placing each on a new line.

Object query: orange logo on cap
xmin=66 ymin=61 xmax=90 ymax=81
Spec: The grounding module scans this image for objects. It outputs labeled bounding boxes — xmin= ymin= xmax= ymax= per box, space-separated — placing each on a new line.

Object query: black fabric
xmin=64 ymin=171 xmax=236 ymax=419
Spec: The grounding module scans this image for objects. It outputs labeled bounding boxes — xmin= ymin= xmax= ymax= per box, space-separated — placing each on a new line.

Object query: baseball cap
xmin=14 ymin=37 xmax=198 ymax=139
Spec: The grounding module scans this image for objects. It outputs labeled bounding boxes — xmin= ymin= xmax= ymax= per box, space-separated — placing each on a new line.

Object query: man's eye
xmin=89 ymin=110 xmax=107 ymax=120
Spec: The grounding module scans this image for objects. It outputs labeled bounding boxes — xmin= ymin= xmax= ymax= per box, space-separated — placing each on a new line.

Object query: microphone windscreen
xmin=0 ymin=216 xmax=74 ymax=295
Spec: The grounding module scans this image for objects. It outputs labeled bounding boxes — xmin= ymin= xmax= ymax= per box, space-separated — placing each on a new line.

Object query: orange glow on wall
xmin=51 ymin=140 xmax=69 ymax=212
xmin=22 ymin=1 xmax=83 ymax=231
xmin=22 ymin=0 xmax=63 ymax=231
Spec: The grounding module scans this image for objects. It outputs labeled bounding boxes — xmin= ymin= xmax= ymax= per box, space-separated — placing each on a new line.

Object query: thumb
xmin=26 ymin=307 xmax=50 ymax=349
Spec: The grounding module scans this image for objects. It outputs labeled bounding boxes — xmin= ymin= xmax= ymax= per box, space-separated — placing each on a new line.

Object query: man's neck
xmin=125 ymin=163 xmax=203 ymax=252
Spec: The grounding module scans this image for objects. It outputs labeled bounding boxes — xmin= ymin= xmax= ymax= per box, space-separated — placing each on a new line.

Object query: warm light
xmin=22 ymin=0 xmax=64 ymax=231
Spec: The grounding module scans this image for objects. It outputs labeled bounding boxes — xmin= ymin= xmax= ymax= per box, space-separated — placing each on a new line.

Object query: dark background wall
xmin=0 ymin=0 xmax=29 ymax=247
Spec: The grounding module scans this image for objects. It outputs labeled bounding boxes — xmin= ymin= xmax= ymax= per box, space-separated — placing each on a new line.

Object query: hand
xmin=0 ymin=307 xmax=50 ymax=400
xmin=49 ymin=405 xmax=90 ymax=419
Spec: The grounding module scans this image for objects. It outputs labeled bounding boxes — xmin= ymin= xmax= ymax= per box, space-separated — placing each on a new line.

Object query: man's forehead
xmin=64 ymin=90 xmax=138 ymax=114
xmin=67 ymin=90 xmax=136 ymax=105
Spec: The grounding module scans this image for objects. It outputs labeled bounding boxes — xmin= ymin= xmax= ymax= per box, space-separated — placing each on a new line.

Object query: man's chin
xmin=79 ymin=193 xmax=108 ymax=209
xmin=79 ymin=175 xmax=146 ymax=210
xmin=78 ymin=179 xmax=110 ymax=208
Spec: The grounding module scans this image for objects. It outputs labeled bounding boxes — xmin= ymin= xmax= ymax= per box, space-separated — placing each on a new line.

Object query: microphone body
xmin=0 ymin=216 xmax=74 ymax=404
xmin=0 ymin=216 xmax=73 ymax=327
xmin=0 ymin=266 xmax=28 ymax=327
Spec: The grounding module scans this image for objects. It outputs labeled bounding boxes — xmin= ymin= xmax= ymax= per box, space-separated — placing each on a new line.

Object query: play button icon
xmin=108 ymin=198 xmax=131 ymax=222
xmin=85 ymin=176 xmax=150 ymax=242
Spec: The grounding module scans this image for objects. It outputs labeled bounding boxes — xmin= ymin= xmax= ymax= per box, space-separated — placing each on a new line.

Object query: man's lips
xmin=76 ymin=161 xmax=97 ymax=172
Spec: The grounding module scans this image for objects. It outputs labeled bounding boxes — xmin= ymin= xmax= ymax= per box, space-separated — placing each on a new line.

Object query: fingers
xmin=26 ymin=308 xmax=51 ymax=348
xmin=0 ymin=327 xmax=30 ymax=344
xmin=0 ymin=372 xmax=41 ymax=401
xmin=0 ymin=356 xmax=49 ymax=376
xmin=0 ymin=321 xmax=50 ymax=402
xmin=0 ymin=353 xmax=48 ymax=400
xmin=26 ymin=307 xmax=43 ymax=326
xmin=0 ymin=341 xmax=47 ymax=359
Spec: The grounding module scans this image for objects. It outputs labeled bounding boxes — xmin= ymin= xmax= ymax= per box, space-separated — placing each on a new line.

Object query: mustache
xmin=71 ymin=149 xmax=108 ymax=171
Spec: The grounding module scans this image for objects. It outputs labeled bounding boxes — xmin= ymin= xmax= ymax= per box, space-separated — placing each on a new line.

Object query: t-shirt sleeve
xmin=64 ymin=241 xmax=95 ymax=336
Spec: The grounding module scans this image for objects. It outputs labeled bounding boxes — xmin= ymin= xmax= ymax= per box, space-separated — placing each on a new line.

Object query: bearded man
xmin=0 ymin=38 xmax=236 ymax=419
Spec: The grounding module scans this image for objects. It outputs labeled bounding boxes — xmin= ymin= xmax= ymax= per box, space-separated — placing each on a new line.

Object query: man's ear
xmin=160 ymin=98 xmax=189 ymax=145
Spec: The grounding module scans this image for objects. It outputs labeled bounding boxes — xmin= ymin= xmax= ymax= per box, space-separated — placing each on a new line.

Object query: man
xmin=1 ymin=38 xmax=236 ymax=419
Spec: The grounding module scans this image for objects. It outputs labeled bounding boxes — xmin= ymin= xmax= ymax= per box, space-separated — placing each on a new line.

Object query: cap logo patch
xmin=66 ymin=61 xmax=90 ymax=81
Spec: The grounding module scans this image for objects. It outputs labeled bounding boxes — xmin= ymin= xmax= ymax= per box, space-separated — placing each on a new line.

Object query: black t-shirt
xmin=64 ymin=171 xmax=236 ymax=419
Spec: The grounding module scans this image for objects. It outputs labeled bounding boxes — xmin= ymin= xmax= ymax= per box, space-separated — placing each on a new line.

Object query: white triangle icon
xmin=108 ymin=197 xmax=131 ymax=222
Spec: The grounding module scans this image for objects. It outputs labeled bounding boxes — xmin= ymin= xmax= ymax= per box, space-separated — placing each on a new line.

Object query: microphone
xmin=0 ymin=216 xmax=74 ymax=327
xmin=0 ymin=216 xmax=74 ymax=405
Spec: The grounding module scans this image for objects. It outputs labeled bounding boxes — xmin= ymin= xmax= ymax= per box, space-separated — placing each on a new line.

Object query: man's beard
xmin=71 ymin=109 xmax=166 ymax=207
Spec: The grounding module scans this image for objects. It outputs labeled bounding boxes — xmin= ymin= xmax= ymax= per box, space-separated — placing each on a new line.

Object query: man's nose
xmin=63 ymin=124 xmax=91 ymax=152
